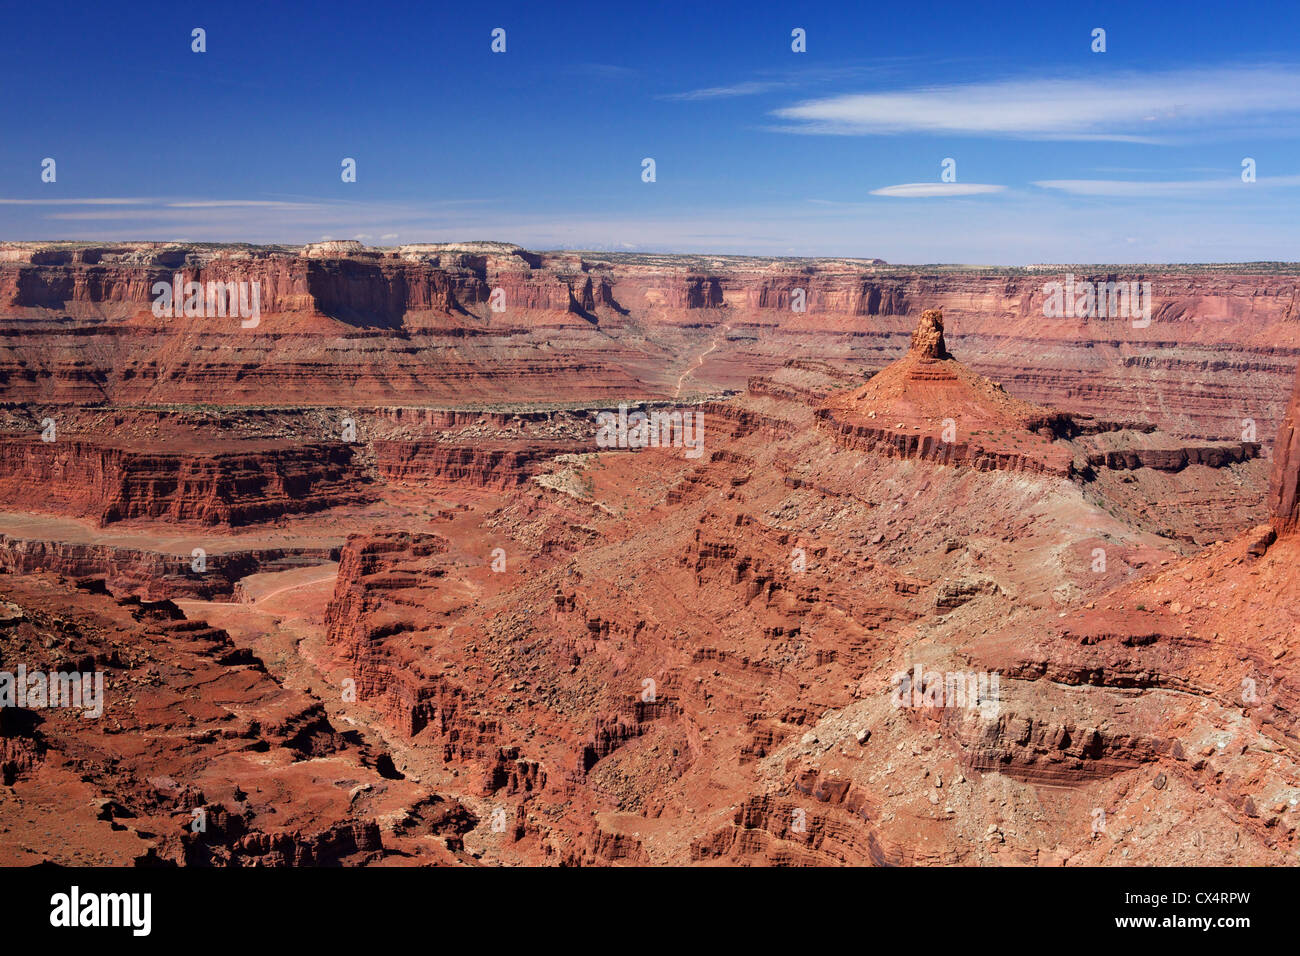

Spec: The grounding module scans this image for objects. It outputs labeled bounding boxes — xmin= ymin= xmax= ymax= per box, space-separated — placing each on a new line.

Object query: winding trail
xmin=244 ymin=566 xmax=339 ymax=605
xmin=675 ymin=323 xmax=731 ymax=397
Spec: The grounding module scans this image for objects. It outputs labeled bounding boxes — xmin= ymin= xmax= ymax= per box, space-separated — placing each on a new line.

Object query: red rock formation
xmin=1270 ymin=365 xmax=1300 ymax=533
xmin=0 ymin=574 xmax=455 ymax=865
xmin=817 ymin=309 xmax=1076 ymax=475
xmin=0 ymin=437 xmax=366 ymax=526
xmin=1084 ymin=443 xmax=1259 ymax=471
xmin=910 ymin=308 xmax=949 ymax=360
xmin=0 ymin=535 xmax=337 ymax=600
xmin=374 ymin=441 xmax=584 ymax=488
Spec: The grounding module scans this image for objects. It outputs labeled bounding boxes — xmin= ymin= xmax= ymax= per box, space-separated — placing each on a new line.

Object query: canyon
xmin=0 ymin=240 xmax=1296 ymax=866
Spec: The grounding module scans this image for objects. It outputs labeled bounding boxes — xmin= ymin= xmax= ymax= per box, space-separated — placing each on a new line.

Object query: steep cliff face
xmin=374 ymin=441 xmax=585 ymax=488
xmin=1270 ymin=365 xmax=1300 ymax=533
xmin=0 ymin=536 xmax=337 ymax=600
xmin=5 ymin=244 xmax=1296 ymax=333
xmin=0 ymin=243 xmax=615 ymax=326
xmin=0 ymin=438 xmax=366 ymax=526
xmin=741 ymin=276 xmax=908 ymax=315
xmin=322 ymin=532 xmax=550 ymax=796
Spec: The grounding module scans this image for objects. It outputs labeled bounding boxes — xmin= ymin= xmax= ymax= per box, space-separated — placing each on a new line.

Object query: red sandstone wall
xmin=1270 ymin=365 xmax=1300 ymax=532
xmin=0 ymin=438 xmax=364 ymax=526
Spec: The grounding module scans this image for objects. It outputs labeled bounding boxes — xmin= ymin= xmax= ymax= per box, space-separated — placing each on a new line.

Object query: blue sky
xmin=1 ymin=0 xmax=1298 ymax=263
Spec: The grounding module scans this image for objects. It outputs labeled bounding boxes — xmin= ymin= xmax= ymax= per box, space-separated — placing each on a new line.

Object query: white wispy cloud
xmin=165 ymin=200 xmax=322 ymax=208
xmin=22 ymin=196 xmax=498 ymax=224
xmin=664 ymin=80 xmax=788 ymax=101
xmin=0 ymin=198 xmax=151 ymax=205
xmin=0 ymin=197 xmax=322 ymax=209
xmin=771 ymin=65 xmax=1300 ymax=141
xmin=870 ymin=183 xmax=1006 ymax=198
xmin=568 ymin=62 xmax=638 ymax=80
xmin=1034 ymin=174 xmax=1300 ymax=196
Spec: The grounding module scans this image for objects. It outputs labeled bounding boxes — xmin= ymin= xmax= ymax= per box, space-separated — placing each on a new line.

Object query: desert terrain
xmin=1 ymin=240 xmax=1297 ymax=865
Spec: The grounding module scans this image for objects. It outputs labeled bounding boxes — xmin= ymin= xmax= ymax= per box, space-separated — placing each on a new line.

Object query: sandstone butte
xmin=0 ymin=239 xmax=1297 ymax=866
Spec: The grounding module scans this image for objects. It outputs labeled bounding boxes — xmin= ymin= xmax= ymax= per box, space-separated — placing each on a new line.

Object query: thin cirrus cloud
xmin=16 ymin=197 xmax=502 ymax=230
xmin=663 ymin=80 xmax=789 ymax=101
xmin=0 ymin=197 xmax=152 ymax=205
xmin=771 ymin=65 xmax=1300 ymax=141
xmin=1035 ymin=174 xmax=1300 ymax=196
xmin=0 ymin=197 xmax=321 ymax=209
xmin=165 ymin=200 xmax=323 ymax=209
xmin=870 ymin=183 xmax=1005 ymax=198
xmin=567 ymin=62 xmax=639 ymax=80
